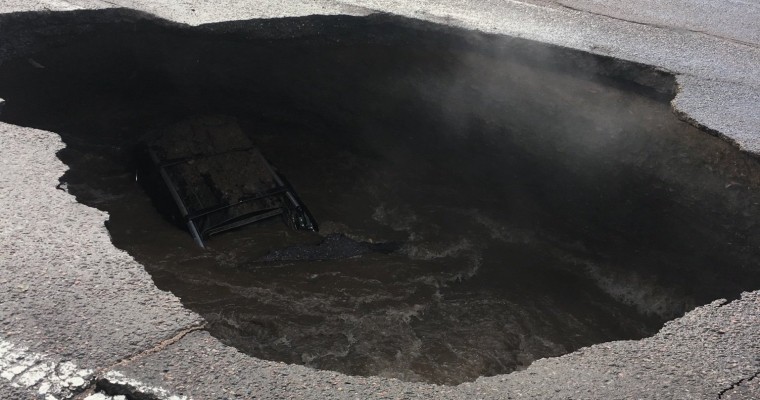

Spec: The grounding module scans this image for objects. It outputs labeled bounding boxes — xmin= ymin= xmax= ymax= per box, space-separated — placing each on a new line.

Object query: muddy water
xmin=107 ymin=114 xmax=666 ymax=384
xmin=1 ymin=13 xmax=760 ymax=384
xmin=90 ymin=117 xmax=660 ymax=384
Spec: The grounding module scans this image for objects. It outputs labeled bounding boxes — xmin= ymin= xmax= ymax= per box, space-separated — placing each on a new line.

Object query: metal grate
xmin=142 ymin=116 xmax=317 ymax=248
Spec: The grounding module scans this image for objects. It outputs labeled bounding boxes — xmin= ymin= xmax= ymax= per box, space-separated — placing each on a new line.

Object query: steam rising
xmin=1 ymin=11 xmax=759 ymax=385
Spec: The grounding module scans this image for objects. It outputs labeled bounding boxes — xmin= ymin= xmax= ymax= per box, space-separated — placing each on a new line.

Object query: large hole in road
xmin=2 ymin=11 xmax=760 ymax=385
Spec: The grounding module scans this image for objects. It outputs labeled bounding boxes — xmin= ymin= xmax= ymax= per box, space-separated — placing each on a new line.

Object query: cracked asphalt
xmin=1 ymin=1 xmax=759 ymax=399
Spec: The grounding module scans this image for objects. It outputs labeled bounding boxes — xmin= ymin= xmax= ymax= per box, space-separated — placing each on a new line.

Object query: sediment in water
xmin=0 ymin=10 xmax=759 ymax=384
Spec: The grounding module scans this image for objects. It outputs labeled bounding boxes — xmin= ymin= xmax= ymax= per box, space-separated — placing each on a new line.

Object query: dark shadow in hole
xmin=1 ymin=9 xmax=759 ymax=385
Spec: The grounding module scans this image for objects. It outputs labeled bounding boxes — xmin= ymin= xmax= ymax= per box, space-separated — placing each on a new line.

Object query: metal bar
xmin=186 ymin=221 xmax=205 ymax=249
xmin=148 ymin=148 xmax=206 ymax=248
xmin=186 ymin=186 xmax=289 ymax=220
xmin=256 ymin=149 xmax=303 ymax=209
xmin=204 ymin=209 xmax=283 ymax=237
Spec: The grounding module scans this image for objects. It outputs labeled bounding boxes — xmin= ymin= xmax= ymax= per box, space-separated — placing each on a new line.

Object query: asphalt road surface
xmin=1 ymin=1 xmax=759 ymax=399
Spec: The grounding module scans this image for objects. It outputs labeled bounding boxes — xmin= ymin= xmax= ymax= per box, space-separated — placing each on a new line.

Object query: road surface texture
xmin=0 ymin=0 xmax=759 ymax=399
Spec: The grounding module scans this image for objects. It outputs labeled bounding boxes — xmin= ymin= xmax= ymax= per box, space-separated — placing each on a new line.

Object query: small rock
xmin=84 ymin=393 xmax=110 ymax=400
xmin=65 ymin=376 xmax=86 ymax=388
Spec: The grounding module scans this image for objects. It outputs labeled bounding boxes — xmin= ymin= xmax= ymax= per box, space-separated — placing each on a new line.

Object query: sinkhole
xmin=2 ymin=10 xmax=760 ymax=385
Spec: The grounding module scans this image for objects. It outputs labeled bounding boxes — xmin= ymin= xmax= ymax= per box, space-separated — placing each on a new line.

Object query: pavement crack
xmin=71 ymin=323 xmax=206 ymax=399
xmin=717 ymin=369 xmax=760 ymax=398
xmin=549 ymin=1 xmax=760 ymax=50
xmin=96 ymin=0 xmax=121 ymax=7
xmin=107 ymin=322 xmax=207 ymax=372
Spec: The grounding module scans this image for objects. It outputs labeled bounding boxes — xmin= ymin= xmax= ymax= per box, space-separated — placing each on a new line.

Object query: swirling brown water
xmin=1 ymin=12 xmax=759 ymax=384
